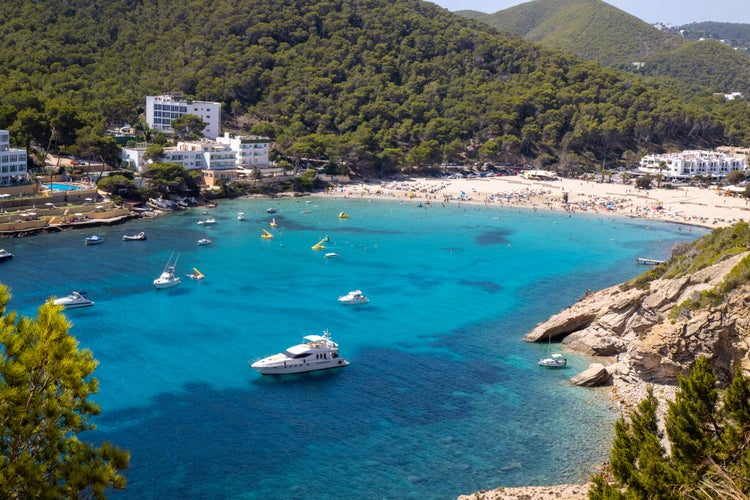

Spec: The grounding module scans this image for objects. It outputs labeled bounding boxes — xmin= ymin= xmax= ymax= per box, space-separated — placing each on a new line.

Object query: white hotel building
xmin=215 ymin=133 xmax=270 ymax=168
xmin=121 ymin=133 xmax=272 ymax=185
xmin=638 ymin=150 xmax=746 ymax=180
xmin=146 ymin=94 xmax=221 ymax=140
xmin=0 ymin=130 xmax=29 ymax=186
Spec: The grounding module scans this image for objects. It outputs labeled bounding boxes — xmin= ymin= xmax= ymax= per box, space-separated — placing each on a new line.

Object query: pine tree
xmin=717 ymin=364 xmax=750 ymax=494
xmin=0 ymin=285 xmax=129 ymax=498
xmin=665 ymin=356 xmax=719 ymax=483
xmin=591 ymin=357 xmax=750 ymax=499
xmin=591 ymin=387 xmax=680 ymax=499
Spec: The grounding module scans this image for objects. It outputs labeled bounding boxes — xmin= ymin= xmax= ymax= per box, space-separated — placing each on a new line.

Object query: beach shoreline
xmin=313 ymin=174 xmax=750 ymax=230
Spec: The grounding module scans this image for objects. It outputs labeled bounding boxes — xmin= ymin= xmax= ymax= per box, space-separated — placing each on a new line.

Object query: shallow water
xmin=0 ymin=197 xmax=705 ymax=498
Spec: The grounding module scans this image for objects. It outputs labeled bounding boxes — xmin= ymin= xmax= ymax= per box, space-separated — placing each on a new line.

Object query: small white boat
xmin=266 ymin=208 xmax=277 ymax=214
xmin=123 ymin=232 xmax=147 ymax=241
xmin=0 ymin=248 xmax=13 ymax=261
xmin=249 ymin=330 xmax=349 ymax=375
xmin=338 ymin=289 xmax=369 ymax=305
xmin=197 ymin=238 xmax=212 ymax=246
xmin=53 ymin=291 xmax=94 ymax=309
xmin=197 ymin=218 xmax=216 ymax=225
xmin=188 ymin=268 xmax=205 ymax=280
xmin=85 ymin=235 xmax=103 ymax=245
xmin=538 ymin=353 xmax=567 ymax=368
xmin=153 ymin=253 xmax=181 ymax=289
xmin=324 ymin=252 xmax=339 ymax=258
xmin=237 ymin=212 xmax=245 ymax=221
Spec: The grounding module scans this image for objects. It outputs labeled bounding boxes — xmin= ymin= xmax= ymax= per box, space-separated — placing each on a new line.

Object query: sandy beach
xmin=317 ymin=175 xmax=750 ymax=229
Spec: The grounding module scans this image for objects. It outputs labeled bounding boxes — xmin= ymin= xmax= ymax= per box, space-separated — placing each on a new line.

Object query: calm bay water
xmin=0 ymin=197 xmax=704 ymax=498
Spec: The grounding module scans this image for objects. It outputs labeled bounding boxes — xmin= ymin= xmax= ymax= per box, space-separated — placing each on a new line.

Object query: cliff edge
xmin=525 ymin=249 xmax=750 ymax=407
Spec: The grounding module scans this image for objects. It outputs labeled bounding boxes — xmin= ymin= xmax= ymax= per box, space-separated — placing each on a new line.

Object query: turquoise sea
xmin=0 ymin=197 xmax=705 ymax=499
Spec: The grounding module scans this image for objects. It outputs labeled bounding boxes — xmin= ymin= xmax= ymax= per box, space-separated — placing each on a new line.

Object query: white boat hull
xmin=54 ymin=300 xmax=94 ymax=309
xmin=251 ymin=357 xmax=349 ymax=375
xmin=58 ymin=301 xmax=94 ymax=309
xmin=123 ymin=232 xmax=146 ymax=241
xmin=154 ymin=278 xmax=181 ymax=289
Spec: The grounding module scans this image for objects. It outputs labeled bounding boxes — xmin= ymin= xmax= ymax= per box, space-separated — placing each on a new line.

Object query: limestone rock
xmin=570 ymin=363 xmax=610 ymax=387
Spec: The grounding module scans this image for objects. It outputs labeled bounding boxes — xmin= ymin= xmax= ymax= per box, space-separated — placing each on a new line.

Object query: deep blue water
xmin=0 ymin=197 xmax=705 ymax=499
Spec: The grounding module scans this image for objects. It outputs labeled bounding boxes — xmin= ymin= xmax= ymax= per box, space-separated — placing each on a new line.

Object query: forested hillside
xmin=0 ymin=0 xmax=748 ymax=176
xmin=643 ymin=40 xmax=750 ymax=96
xmin=468 ymin=0 xmax=750 ymax=97
xmin=465 ymin=0 xmax=682 ymax=67
xmin=681 ymin=22 xmax=750 ymax=55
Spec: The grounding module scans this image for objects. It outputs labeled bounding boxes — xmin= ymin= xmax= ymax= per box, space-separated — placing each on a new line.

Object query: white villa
xmin=121 ymin=133 xmax=272 ymax=186
xmin=0 ymin=130 xmax=29 ymax=186
xmin=146 ymin=94 xmax=221 ymax=139
xmin=638 ymin=150 xmax=746 ymax=180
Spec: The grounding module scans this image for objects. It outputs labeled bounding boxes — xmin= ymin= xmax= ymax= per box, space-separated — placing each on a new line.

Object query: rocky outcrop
xmin=525 ymin=252 xmax=750 ymax=390
xmin=569 ymin=363 xmax=611 ymax=387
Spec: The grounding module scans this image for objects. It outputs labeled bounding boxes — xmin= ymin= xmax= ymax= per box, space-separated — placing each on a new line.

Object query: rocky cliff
xmin=524 ymin=250 xmax=750 ymax=405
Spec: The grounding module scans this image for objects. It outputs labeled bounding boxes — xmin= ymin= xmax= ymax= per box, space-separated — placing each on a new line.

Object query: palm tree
xmin=656 ymin=160 xmax=666 ymax=188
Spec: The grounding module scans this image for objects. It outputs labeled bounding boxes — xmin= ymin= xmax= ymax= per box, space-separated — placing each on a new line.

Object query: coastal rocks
xmin=523 ymin=310 xmax=598 ymax=343
xmin=569 ymin=363 xmax=611 ymax=387
xmin=523 ymin=286 xmax=645 ymax=344
xmin=525 ymin=251 xmax=750 ymax=390
xmin=458 ymin=484 xmax=590 ymax=500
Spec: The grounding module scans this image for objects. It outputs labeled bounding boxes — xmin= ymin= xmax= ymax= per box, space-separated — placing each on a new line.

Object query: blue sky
xmin=429 ymin=0 xmax=750 ymax=26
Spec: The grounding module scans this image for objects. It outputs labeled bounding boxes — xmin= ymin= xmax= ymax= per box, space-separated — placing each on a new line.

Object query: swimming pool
xmin=43 ymin=183 xmax=84 ymax=191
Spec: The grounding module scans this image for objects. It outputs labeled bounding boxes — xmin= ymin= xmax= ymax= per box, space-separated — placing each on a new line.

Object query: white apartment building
xmin=0 ymin=130 xmax=29 ymax=186
xmin=146 ymin=94 xmax=221 ymax=139
xmin=638 ymin=150 xmax=746 ymax=180
xmin=216 ymin=132 xmax=271 ymax=168
xmin=122 ymin=135 xmax=270 ymax=175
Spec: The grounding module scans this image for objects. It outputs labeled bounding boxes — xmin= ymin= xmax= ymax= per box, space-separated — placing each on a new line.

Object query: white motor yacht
xmin=338 ymin=289 xmax=369 ymax=305
xmin=154 ymin=253 xmax=181 ymax=289
xmin=250 ymin=330 xmax=349 ymax=375
xmin=0 ymin=248 xmax=13 ymax=261
xmin=53 ymin=291 xmax=94 ymax=309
